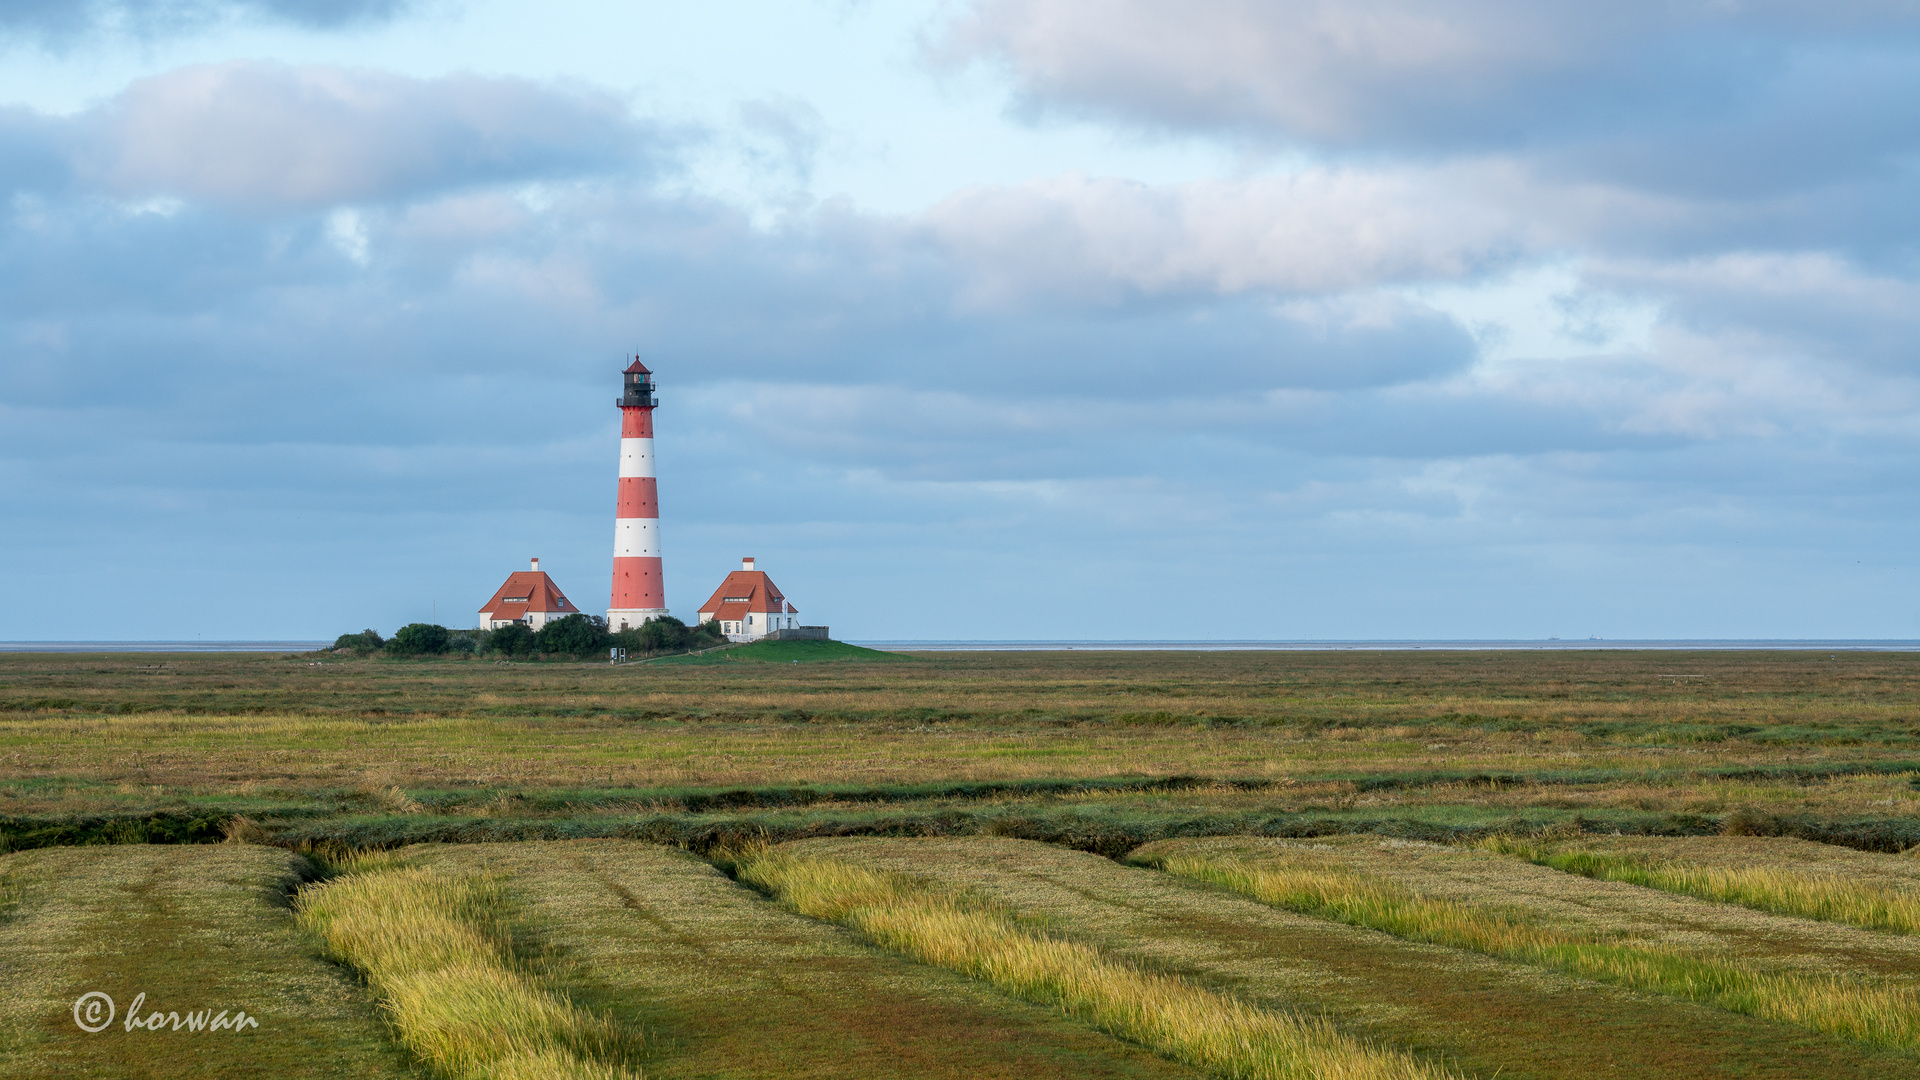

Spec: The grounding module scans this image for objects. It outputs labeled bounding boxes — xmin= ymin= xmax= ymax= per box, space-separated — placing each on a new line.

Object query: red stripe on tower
xmin=607 ymin=358 xmax=669 ymax=630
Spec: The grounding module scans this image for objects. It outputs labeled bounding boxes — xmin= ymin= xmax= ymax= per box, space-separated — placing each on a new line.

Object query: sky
xmin=3 ymin=0 xmax=1919 ymax=641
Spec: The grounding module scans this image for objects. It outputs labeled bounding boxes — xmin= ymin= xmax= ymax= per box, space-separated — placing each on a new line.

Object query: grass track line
xmin=1480 ymin=836 xmax=1920 ymax=935
xmin=1144 ymin=850 xmax=1920 ymax=1051
xmin=734 ymin=848 xmax=1465 ymax=1080
xmin=296 ymin=857 xmax=639 ymax=1080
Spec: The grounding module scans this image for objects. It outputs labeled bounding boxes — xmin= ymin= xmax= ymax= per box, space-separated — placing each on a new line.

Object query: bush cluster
xmin=609 ymin=614 xmax=725 ymax=656
xmin=332 ymin=629 xmax=385 ymax=654
xmin=328 ymin=614 xmax=725 ymax=661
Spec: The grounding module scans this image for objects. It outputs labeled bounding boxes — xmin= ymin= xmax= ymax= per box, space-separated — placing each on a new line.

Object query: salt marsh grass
xmin=1480 ymin=836 xmax=1920 ymax=935
xmin=1146 ymin=850 xmax=1920 ymax=1050
xmin=735 ymin=847 xmax=1462 ymax=1080
xmin=295 ymin=859 xmax=638 ymax=1080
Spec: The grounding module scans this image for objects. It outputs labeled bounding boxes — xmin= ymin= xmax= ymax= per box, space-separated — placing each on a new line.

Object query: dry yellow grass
xmin=1480 ymin=836 xmax=1920 ymax=935
xmin=1146 ymin=848 xmax=1920 ymax=1051
xmin=735 ymin=847 xmax=1463 ymax=1080
xmin=295 ymin=858 xmax=638 ymax=1080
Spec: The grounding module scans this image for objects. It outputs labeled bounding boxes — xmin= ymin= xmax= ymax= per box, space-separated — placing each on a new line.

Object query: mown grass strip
xmin=0 ymin=872 xmax=18 ymax=926
xmin=1142 ymin=850 xmax=1920 ymax=1051
xmin=733 ymin=847 xmax=1462 ymax=1080
xmin=1480 ymin=836 xmax=1920 ymax=935
xmin=295 ymin=854 xmax=639 ymax=1080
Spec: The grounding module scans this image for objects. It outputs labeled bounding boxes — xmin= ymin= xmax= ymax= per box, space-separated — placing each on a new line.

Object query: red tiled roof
xmin=696 ymin=570 xmax=792 ymax=620
xmin=479 ymin=571 xmax=577 ymax=619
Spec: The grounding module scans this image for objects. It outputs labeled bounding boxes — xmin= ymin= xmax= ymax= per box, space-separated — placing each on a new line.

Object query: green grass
xmin=735 ymin=846 xmax=1462 ymax=1080
xmin=10 ymin=647 xmax=1920 ymax=1079
xmin=0 ymin=845 xmax=405 ymax=1079
xmin=649 ymin=639 xmax=908 ymax=664
xmin=1142 ymin=847 xmax=1920 ymax=1051
xmin=8 ymin=647 xmax=1920 ymax=856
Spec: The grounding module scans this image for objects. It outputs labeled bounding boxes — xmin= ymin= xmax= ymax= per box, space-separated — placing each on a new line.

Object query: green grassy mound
xmin=655 ymin=638 xmax=908 ymax=665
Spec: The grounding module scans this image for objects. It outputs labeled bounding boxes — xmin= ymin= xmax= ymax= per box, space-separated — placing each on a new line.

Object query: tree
xmin=533 ymin=613 xmax=608 ymax=657
xmin=488 ymin=623 xmax=534 ymax=656
xmin=333 ymin=629 xmax=384 ymax=654
xmin=695 ymin=619 xmax=727 ymax=645
xmin=389 ymin=623 xmax=450 ymax=656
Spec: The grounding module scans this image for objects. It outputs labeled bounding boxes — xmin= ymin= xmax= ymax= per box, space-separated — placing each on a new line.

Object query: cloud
xmin=1593 ymin=253 xmax=1920 ymax=385
xmin=0 ymin=0 xmax=417 ymax=46
xmin=935 ymin=0 xmax=1920 ymax=159
xmin=735 ymin=96 xmax=827 ymax=187
xmin=0 ymin=62 xmax=664 ymax=209
xmin=917 ymin=167 xmax=1541 ymax=304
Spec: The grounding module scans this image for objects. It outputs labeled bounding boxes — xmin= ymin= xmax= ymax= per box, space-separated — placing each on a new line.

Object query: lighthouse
xmin=607 ymin=358 xmax=669 ymax=630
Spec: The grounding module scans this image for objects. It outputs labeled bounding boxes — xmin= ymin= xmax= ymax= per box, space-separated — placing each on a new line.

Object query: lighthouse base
xmin=607 ymin=608 xmax=671 ymax=631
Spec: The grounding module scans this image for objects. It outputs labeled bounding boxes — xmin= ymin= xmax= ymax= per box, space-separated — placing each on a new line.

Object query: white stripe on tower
xmin=614 ymin=518 xmax=659 ymax=557
xmin=618 ymin=437 xmax=653 ymax=477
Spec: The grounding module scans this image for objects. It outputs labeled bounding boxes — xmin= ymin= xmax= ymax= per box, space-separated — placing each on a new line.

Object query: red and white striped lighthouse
xmin=607 ymin=358 xmax=669 ymax=630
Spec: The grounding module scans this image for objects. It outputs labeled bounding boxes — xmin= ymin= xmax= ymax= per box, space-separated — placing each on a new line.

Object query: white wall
xmin=717 ymin=609 xmax=800 ymax=642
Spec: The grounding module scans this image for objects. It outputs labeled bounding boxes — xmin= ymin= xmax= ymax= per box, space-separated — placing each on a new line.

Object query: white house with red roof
xmin=697 ymin=557 xmax=801 ymax=642
xmin=478 ymin=558 xmax=582 ymax=630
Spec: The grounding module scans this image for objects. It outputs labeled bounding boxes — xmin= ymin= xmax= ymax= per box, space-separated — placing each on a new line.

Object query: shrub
xmin=447 ymin=629 xmax=484 ymax=655
xmin=333 ymin=629 xmax=384 ymax=654
xmin=637 ymin=614 xmax=689 ymax=652
xmin=610 ymin=615 xmax=695 ymax=655
xmin=532 ymin=613 xmax=608 ymax=657
xmin=488 ymin=624 xmax=534 ymax=657
xmin=607 ymin=615 xmax=723 ymax=657
xmin=389 ymin=623 xmax=451 ymax=657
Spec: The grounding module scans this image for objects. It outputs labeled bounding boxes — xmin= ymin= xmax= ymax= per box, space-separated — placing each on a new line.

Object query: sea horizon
xmin=5 ymin=639 xmax=1920 ymax=653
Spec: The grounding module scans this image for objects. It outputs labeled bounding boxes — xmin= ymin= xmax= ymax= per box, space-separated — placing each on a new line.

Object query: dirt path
xmin=0 ymin=845 xmax=403 ymax=1080
xmin=788 ymin=835 xmax=1920 ymax=1080
xmin=413 ymin=839 xmax=1203 ymax=1080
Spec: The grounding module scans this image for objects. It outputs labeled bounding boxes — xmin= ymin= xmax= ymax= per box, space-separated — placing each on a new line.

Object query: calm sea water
xmin=0 ymin=641 xmax=331 ymax=653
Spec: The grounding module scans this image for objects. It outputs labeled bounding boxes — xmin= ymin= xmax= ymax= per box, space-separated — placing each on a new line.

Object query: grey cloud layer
xmin=4 ymin=62 xmax=659 ymax=208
